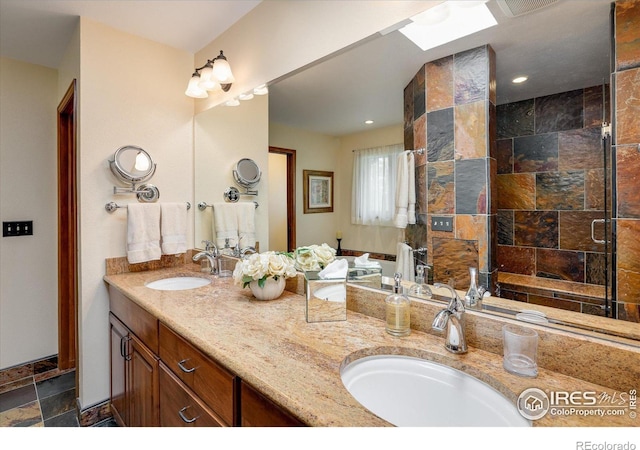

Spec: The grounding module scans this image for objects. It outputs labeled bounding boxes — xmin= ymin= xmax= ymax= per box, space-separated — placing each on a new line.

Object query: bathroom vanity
xmin=104 ymin=264 xmax=638 ymax=427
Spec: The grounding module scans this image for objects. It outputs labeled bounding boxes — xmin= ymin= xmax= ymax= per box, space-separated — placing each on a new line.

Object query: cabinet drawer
xmin=240 ymin=381 xmax=305 ymax=427
xmin=159 ymin=363 xmax=224 ymax=427
xmin=159 ymin=323 xmax=236 ymax=426
xmin=108 ymin=285 xmax=159 ymax=353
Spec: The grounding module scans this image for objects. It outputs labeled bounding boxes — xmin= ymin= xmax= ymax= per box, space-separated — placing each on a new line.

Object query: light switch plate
xmin=3 ymin=221 xmax=33 ymax=237
xmin=431 ymin=216 xmax=453 ymax=232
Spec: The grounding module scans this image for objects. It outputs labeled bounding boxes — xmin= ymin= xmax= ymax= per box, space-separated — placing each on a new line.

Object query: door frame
xmin=57 ymin=80 xmax=78 ymax=371
xmin=268 ymin=147 xmax=296 ymax=251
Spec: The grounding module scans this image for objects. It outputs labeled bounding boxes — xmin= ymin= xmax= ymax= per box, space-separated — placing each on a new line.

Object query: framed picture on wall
xmin=303 ymin=170 xmax=333 ymax=214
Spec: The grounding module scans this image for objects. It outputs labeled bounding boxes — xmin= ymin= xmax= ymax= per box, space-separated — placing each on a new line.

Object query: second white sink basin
xmin=341 ymin=354 xmax=530 ymax=427
xmin=145 ymin=276 xmax=211 ymax=291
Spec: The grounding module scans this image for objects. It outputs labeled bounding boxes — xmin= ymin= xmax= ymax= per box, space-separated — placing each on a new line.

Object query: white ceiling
xmin=0 ymin=0 xmax=613 ymax=137
xmin=0 ymin=0 xmax=261 ymax=68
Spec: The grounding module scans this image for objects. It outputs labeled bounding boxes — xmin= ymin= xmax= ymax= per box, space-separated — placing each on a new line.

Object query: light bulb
xmin=135 ymin=152 xmax=150 ymax=171
xmin=185 ymin=74 xmax=208 ymax=98
xmin=198 ymin=64 xmax=219 ymax=91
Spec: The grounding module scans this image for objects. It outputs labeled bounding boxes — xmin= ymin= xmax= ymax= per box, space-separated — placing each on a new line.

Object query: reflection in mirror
xmin=263 ymin=0 xmax=639 ymax=341
xmin=233 ymin=158 xmax=262 ymax=188
xmin=194 ymin=93 xmax=268 ymax=248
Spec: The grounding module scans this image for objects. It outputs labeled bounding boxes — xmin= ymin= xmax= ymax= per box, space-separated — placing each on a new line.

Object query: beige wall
xmin=0 ymin=57 xmax=59 ymax=368
xmin=74 ymin=18 xmax=194 ymax=407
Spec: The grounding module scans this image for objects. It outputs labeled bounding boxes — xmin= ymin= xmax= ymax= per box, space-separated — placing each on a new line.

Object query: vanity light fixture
xmin=185 ymin=50 xmax=235 ymax=98
xmin=253 ymin=84 xmax=268 ymax=95
xmin=512 ymin=76 xmax=529 ymax=84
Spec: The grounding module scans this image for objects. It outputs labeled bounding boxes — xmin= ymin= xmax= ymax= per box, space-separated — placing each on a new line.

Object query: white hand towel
xmin=127 ymin=203 xmax=161 ymax=264
xmin=213 ymin=203 xmax=239 ymax=249
xmin=160 ymin=202 xmax=187 ymax=255
xmin=318 ymin=258 xmax=348 ymax=279
xmin=394 ymin=151 xmax=409 ymax=229
xmin=395 ymin=242 xmax=414 ymax=282
xmin=407 ymin=151 xmax=416 ymax=225
xmin=237 ymin=202 xmax=256 ymax=249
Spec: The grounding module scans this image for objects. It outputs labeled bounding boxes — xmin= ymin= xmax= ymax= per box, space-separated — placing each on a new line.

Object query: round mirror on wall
xmin=109 ymin=145 xmax=156 ymax=184
xmin=233 ymin=158 xmax=261 ymax=188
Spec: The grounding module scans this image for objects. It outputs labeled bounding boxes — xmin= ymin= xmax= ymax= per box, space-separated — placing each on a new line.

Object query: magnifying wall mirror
xmin=109 ymin=145 xmax=159 ymax=202
xmin=233 ymin=158 xmax=261 ymax=188
xmin=109 ymin=145 xmax=156 ymax=183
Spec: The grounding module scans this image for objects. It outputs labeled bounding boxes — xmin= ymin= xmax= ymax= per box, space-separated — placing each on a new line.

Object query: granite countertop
xmin=104 ymin=265 xmax=634 ymax=427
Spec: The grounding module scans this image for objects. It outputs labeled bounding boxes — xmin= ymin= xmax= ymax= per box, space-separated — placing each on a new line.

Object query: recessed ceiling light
xmin=238 ymin=92 xmax=254 ymax=101
xmin=512 ymin=76 xmax=528 ymax=84
xmin=400 ymin=1 xmax=496 ymax=52
xmin=365 ymin=120 xmax=374 ymax=125
xmin=225 ymin=98 xmax=240 ymax=106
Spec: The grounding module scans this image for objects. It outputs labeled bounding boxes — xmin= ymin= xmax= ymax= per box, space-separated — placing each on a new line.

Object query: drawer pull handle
xmin=178 ymin=359 xmax=196 ymax=373
xmin=178 ymin=406 xmax=199 ymax=424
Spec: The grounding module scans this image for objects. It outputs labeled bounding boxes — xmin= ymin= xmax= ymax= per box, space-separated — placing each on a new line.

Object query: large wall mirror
xmin=194 ymin=0 xmax=638 ymax=342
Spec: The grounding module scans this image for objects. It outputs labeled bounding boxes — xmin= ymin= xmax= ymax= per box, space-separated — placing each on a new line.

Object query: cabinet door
xmin=240 ymin=381 xmax=305 ymax=427
xmin=109 ymin=313 xmax=128 ymax=426
xmin=128 ymin=334 xmax=160 ymax=427
xmin=159 ymin=363 xmax=225 ymax=427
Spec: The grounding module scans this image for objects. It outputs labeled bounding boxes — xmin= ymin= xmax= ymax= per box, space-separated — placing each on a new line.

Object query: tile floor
xmin=0 ymin=366 xmax=116 ymax=427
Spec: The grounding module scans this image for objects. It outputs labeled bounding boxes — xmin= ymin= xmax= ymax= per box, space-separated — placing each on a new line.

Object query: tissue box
xmin=305 ymin=271 xmax=347 ymax=323
xmin=347 ymin=262 xmax=382 ymax=290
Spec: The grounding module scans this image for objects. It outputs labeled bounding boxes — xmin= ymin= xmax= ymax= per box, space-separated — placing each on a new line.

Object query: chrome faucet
xmin=240 ymin=246 xmax=257 ymax=258
xmin=193 ymin=240 xmax=218 ymax=274
xmin=432 ymin=283 xmax=467 ymax=354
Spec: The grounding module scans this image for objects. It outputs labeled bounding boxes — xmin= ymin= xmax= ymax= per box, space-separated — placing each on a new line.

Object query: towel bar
xmin=197 ymin=201 xmax=259 ymax=211
xmin=105 ymin=201 xmax=191 ymax=213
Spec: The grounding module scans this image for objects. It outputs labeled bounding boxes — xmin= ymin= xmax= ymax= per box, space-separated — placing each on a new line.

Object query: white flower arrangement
xmin=293 ymin=243 xmax=337 ymax=271
xmin=233 ymin=251 xmax=297 ymax=289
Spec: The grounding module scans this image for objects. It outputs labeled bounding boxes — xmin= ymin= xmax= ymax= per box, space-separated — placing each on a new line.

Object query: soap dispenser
xmin=464 ymin=267 xmax=485 ymax=308
xmin=385 ymin=273 xmax=411 ymax=337
xmin=409 ymin=264 xmax=432 ymax=298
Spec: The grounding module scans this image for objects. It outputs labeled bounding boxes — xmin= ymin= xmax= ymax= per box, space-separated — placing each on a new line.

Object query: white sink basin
xmin=341 ymin=355 xmax=530 ymax=427
xmin=145 ymin=277 xmax=211 ymax=291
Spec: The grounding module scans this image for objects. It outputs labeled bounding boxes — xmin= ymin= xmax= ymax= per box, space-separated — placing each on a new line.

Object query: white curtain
xmin=351 ymin=144 xmax=404 ymax=226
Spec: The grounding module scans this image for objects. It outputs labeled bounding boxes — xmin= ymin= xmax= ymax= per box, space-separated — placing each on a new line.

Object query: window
xmin=351 ymin=144 xmax=404 ymax=226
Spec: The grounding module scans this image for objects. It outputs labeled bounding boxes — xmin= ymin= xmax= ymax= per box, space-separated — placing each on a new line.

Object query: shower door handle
xmin=591 ymin=219 xmax=606 ymax=244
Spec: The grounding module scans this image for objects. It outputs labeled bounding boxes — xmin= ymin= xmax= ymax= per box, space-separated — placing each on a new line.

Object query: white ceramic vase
xmin=249 ymin=277 xmax=286 ymax=300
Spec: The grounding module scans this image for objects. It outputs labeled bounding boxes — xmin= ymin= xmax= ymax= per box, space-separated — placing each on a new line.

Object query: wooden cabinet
xmin=159 ymin=363 xmax=223 ymax=427
xmin=159 ymin=323 xmax=237 ymax=426
xmin=109 ymin=313 xmax=160 ymax=427
xmin=108 ymin=282 xmax=306 ymax=427
xmin=240 ymin=381 xmax=304 ymax=427
xmin=109 ymin=284 xmax=160 ymax=427
xmin=109 ymin=313 xmax=128 ymax=426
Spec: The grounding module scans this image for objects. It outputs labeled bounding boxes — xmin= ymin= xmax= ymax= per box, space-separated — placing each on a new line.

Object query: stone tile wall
xmin=614 ymin=0 xmax=640 ymax=322
xmin=496 ymin=85 xmax=609 ymax=297
xmin=404 ymin=45 xmax=497 ymax=291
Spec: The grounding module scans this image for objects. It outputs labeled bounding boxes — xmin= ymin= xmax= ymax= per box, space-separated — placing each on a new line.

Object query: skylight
xmin=399 ymin=1 xmax=497 ymax=51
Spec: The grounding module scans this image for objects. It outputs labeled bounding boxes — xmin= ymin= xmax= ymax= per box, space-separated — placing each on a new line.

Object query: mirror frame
xmin=109 ymin=145 xmax=156 ymax=184
xmin=233 ymin=158 xmax=262 ymax=188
